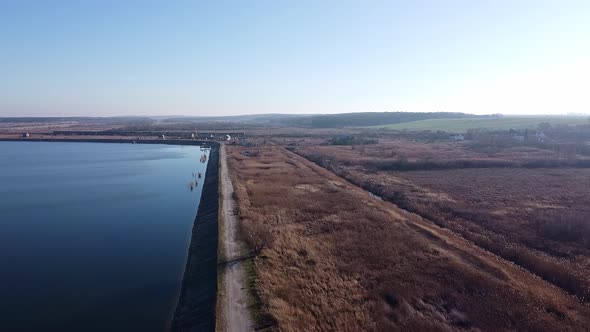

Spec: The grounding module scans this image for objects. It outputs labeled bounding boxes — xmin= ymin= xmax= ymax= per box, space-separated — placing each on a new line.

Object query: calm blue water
xmin=0 ymin=141 xmax=209 ymax=332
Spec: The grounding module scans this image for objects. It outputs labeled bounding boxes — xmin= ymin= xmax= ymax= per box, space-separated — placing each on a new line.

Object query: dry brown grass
xmin=293 ymin=140 xmax=590 ymax=302
xmin=296 ymin=138 xmax=590 ymax=171
xmin=227 ymin=145 xmax=590 ymax=331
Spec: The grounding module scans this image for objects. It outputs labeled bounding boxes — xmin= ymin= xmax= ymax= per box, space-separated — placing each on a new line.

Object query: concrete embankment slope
xmin=171 ymin=143 xmax=220 ymax=332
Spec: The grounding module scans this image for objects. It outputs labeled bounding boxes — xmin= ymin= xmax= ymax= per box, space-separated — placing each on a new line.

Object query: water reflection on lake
xmin=0 ymin=142 xmax=209 ymax=332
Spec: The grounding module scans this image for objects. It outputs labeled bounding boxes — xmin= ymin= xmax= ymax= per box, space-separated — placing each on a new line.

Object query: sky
xmin=1 ymin=0 xmax=589 ymax=117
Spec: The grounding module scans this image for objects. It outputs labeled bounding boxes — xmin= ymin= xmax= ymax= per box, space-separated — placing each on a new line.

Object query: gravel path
xmin=219 ymin=145 xmax=253 ymax=332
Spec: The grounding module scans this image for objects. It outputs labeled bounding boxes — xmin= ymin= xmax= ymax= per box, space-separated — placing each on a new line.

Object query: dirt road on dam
xmin=218 ymin=145 xmax=252 ymax=332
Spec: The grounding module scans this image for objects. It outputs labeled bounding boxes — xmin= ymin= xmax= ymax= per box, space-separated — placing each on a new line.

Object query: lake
xmin=0 ymin=141 xmax=209 ymax=331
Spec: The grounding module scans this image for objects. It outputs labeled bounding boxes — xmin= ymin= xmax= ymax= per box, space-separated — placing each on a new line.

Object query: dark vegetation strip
xmin=291 ymin=151 xmax=590 ymax=172
xmin=171 ymin=143 xmax=220 ymax=332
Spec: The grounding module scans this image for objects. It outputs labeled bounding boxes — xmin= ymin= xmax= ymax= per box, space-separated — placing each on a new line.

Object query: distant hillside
xmin=0 ymin=112 xmax=485 ymax=128
xmin=282 ymin=112 xmax=481 ymax=128
xmin=371 ymin=116 xmax=590 ymax=132
xmin=160 ymin=114 xmax=305 ymax=124
xmin=159 ymin=112 xmax=483 ymax=128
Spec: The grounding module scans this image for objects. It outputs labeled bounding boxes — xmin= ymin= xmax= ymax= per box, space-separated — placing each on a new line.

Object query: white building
xmin=450 ymin=134 xmax=464 ymax=141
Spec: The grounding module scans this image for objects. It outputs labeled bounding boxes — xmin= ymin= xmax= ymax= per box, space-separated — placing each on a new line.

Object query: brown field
xmin=295 ymin=138 xmax=590 ymax=171
xmin=291 ymin=138 xmax=590 ymax=303
xmin=226 ymin=144 xmax=590 ymax=331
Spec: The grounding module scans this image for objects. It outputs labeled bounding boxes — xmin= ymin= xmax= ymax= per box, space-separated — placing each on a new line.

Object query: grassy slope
xmin=370 ymin=116 xmax=589 ymax=132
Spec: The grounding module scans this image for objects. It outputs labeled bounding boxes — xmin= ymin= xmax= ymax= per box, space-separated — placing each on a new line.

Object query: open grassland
xmin=298 ymin=138 xmax=590 ymax=171
xmin=370 ymin=116 xmax=589 ymax=132
xmin=227 ymin=144 xmax=590 ymax=331
xmin=292 ymin=138 xmax=590 ymax=304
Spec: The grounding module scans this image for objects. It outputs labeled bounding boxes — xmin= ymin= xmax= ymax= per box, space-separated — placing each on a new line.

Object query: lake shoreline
xmin=171 ymin=142 xmax=220 ymax=332
xmin=0 ymin=136 xmax=215 ymax=147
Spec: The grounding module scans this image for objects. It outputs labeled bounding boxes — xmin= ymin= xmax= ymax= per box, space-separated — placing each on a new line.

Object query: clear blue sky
xmin=1 ymin=0 xmax=589 ymax=116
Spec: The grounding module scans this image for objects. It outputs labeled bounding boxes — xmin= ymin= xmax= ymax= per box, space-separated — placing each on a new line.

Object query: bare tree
xmin=241 ymin=219 xmax=275 ymax=256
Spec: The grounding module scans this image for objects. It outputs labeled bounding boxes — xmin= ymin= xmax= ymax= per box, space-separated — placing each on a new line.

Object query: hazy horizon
xmin=2 ymin=1 xmax=589 ymax=117
xmin=0 ymin=111 xmax=589 ymax=119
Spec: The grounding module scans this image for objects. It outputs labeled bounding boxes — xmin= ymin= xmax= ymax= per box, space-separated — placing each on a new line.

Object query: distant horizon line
xmin=0 ymin=112 xmax=588 ymax=119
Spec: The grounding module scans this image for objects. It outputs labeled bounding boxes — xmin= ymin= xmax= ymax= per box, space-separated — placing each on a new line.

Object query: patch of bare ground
xmin=227 ymin=145 xmax=590 ymax=331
